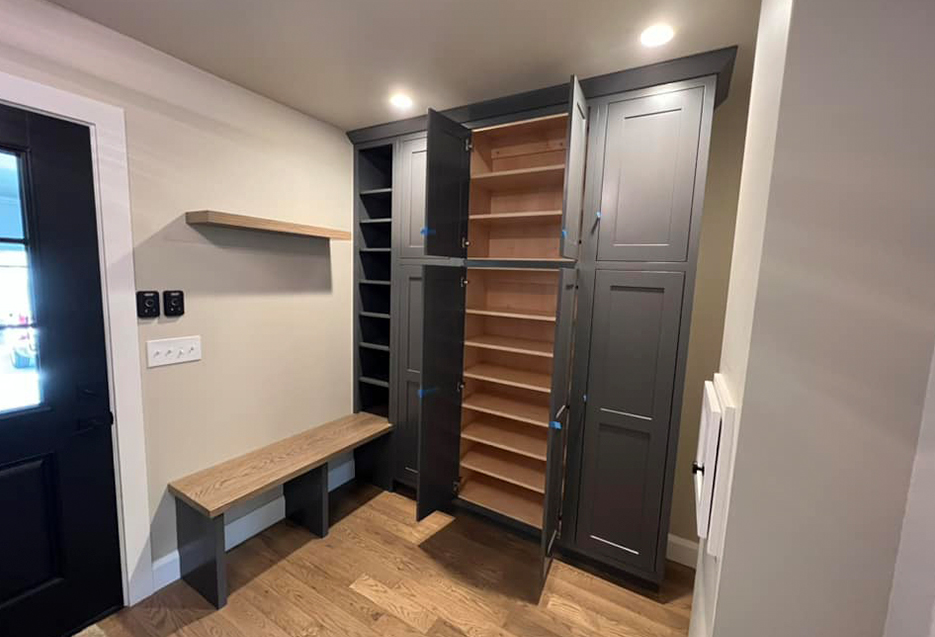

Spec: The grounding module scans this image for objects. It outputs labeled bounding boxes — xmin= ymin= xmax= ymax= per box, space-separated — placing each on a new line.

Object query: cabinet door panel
xmin=394 ymin=264 xmax=423 ymax=485
xmin=576 ymin=270 xmax=683 ymax=571
xmin=596 ymin=87 xmax=703 ymax=262
xmin=560 ymin=76 xmax=588 ymax=260
xmin=396 ymin=137 xmax=430 ymax=259
xmin=542 ymin=267 xmax=577 ymax=578
xmin=416 ymin=264 xmax=466 ymax=520
xmin=425 ymin=110 xmax=471 ymax=258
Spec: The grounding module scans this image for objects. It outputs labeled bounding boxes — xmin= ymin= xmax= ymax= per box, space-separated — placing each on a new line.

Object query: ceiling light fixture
xmin=389 ymin=93 xmax=413 ymax=110
xmin=640 ymin=24 xmax=674 ymax=47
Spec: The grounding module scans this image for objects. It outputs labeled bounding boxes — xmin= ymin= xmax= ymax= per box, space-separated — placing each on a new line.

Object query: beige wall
xmin=0 ymin=0 xmax=353 ymax=562
xmin=707 ymin=0 xmax=935 ymax=634
xmin=668 ymin=13 xmax=761 ymax=540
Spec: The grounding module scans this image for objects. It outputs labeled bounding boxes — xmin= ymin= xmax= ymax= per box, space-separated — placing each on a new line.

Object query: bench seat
xmin=167 ymin=412 xmax=392 ymax=608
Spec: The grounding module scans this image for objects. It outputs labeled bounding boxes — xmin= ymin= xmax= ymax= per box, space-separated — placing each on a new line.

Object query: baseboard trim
xmin=151 ymin=456 xmax=354 ymax=593
xmin=667 ymin=534 xmax=699 ymax=568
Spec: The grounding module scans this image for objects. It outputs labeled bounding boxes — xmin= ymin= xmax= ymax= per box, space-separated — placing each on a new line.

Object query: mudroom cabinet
xmin=349 ymin=47 xmax=734 ymax=584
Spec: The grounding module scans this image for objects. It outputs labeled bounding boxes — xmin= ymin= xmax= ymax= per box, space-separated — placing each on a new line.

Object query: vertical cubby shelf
xmin=356 ymin=144 xmax=394 ymax=418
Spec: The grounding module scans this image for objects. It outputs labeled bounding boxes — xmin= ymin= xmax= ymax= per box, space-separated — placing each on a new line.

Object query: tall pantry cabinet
xmin=349 ymin=48 xmax=734 ymax=586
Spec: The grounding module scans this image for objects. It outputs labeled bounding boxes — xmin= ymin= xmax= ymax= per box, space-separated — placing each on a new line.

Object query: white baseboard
xmin=151 ymin=456 xmax=355 ymax=593
xmin=667 ymin=534 xmax=700 ymax=568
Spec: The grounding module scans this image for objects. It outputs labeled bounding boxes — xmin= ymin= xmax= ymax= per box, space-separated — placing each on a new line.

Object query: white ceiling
xmin=49 ymin=0 xmax=761 ymax=131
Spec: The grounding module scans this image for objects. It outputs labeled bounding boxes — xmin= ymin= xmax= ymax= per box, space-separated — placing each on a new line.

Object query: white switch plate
xmin=147 ymin=336 xmax=202 ymax=368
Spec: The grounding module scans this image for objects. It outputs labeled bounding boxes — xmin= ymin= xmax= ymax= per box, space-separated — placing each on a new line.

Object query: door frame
xmin=0 ymin=70 xmax=152 ymax=605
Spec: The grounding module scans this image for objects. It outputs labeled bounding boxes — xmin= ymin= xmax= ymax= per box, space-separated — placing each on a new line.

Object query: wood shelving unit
xmin=355 ymin=143 xmax=394 ymax=418
xmin=186 ymin=210 xmax=352 ymax=240
xmin=455 ymin=114 xmax=568 ymax=529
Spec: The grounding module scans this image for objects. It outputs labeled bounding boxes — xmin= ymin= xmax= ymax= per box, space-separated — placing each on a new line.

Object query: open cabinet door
xmin=416 ymin=264 xmax=467 ymax=520
xmin=541 ymin=267 xmax=577 ymax=579
xmin=424 ymin=109 xmax=472 ymax=258
xmin=560 ymin=76 xmax=588 ymax=260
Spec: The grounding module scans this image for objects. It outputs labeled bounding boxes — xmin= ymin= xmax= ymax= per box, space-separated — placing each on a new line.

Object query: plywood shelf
xmin=359 ymin=376 xmax=389 ymax=388
xmin=359 ymin=342 xmax=390 ymax=352
xmin=461 ymin=445 xmax=545 ymax=493
xmin=463 ymin=363 xmax=551 ymax=393
xmin=464 ymin=334 xmax=553 ymax=358
xmin=359 ymin=247 xmax=391 ymax=253
xmin=359 ymin=217 xmax=392 ymax=225
xmin=359 ymin=187 xmax=392 ymax=197
xmin=458 ymin=473 xmax=543 ymax=529
xmin=186 ymin=211 xmax=351 ymax=240
xmin=462 ymin=392 xmax=549 ymax=428
xmin=470 ymin=165 xmax=566 ymax=191
xmin=465 ymin=308 xmax=556 ymax=323
xmin=469 ymin=210 xmax=563 ymax=223
xmin=462 ymin=418 xmax=548 ymax=461
xmin=359 ymin=311 xmax=390 ymax=320
xmin=359 ymin=279 xmax=391 ymax=286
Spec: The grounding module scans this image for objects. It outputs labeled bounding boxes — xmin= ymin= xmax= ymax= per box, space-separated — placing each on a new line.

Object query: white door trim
xmin=0 ymin=70 xmax=153 ymax=605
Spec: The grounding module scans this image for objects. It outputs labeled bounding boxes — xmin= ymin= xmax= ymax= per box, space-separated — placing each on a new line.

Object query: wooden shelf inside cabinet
xmin=359 ymin=311 xmax=390 ymax=320
xmin=465 ymin=308 xmax=556 ymax=323
xmin=459 ymin=474 xmax=543 ymax=529
xmin=359 ymin=279 xmax=391 ymax=286
xmin=462 ymin=418 xmax=547 ymax=461
xmin=359 ymin=217 xmax=392 ymax=225
xmin=359 ymin=376 xmax=389 ymax=388
xmin=463 ymin=363 xmax=551 ymax=393
xmin=358 ymin=247 xmax=391 ymax=253
xmin=464 ymin=334 xmax=553 ymax=358
xmin=359 ymin=342 xmax=390 ymax=352
xmin=470 ymin=165 xmax=565 ymax=191
xmin=461 ymin=446 xmax=545 ymax=493
xmin=185 ymin=211 xmax=351 ymax=240
xmin=462 ymin=392 xmax=549 ymax=428
xmin=469 ymin=210 xmax=563 ymax=223
xmin=359 ymin=187 xmax=392 ymax=197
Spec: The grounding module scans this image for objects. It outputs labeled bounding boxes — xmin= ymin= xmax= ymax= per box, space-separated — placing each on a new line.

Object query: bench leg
xmin=284 ymin=464 xmax=329 ymax=537
xmin=354 ymin=434 xmax=393 ymax=491
xmin=176 ymin=499 xmax=227 ymax=609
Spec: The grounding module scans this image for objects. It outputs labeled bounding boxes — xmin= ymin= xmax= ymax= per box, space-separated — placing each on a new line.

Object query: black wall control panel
xmin=136 ymin=291 xmax=159 ymax=318
xmin=163 ymin=290 xmax=185 ymax=317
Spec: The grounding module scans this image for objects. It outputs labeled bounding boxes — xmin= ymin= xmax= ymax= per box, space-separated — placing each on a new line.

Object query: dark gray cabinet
xmin=574 ymin=270 xmax=684 ymax=572
xmin=592 ymin=85 xmax=705 ymax=262
xmin=393 ymin=264 xmax=424 ymax=487
xmin=394 ymin=136 xmax=430 ymax=259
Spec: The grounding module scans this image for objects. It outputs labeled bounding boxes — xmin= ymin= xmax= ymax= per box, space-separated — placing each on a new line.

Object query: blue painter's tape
xmin=561 ymin=228 xmax=567 ymax=238
xmin=417 ymin=387 xmax=438 ymax=399
xmin=595 ymin=211 xmax=602 ymax=219
xmin=550 ymin=421 xmax=562 ymax=430
xmin=420 ymin=227 xmax=437 ymax=236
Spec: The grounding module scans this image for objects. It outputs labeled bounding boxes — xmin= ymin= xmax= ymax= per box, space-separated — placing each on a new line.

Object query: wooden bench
xmin=167 ymin=412 xmax=392 ymax=608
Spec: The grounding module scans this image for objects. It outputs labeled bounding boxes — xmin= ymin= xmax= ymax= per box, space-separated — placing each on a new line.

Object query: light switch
xmin=147 ymin=336 xmax=202 ymax=368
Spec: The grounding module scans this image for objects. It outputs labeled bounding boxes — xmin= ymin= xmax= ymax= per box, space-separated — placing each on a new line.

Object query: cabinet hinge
xmin=465 ymin=139 xmax=473 ymax=152
xmin=453 ymin=478 xmax=462 ymax=494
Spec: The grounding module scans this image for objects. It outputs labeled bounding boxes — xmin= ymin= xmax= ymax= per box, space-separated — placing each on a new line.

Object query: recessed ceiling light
xmin=389 ymin=93 xmax=413 ymax=110
xmin=640 ymin=24 xmax=674 ymax=47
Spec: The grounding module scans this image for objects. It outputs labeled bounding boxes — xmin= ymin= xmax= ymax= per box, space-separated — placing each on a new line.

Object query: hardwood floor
xmin=84 ymin=482 xmax=694 ymax=637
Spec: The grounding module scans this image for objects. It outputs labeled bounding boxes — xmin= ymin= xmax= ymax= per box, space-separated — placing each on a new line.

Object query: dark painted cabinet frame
xmin=349 ymin=48 xmax=733 ymax=587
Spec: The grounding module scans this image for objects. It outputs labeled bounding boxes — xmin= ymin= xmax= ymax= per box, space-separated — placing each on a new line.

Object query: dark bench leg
xmin=284 ymin=464 xmax=328 ymax=537
xmin=354 ymin=434 xmax=394 ymax=491
xmin=176 ymin=499 xmax=227 ymax=608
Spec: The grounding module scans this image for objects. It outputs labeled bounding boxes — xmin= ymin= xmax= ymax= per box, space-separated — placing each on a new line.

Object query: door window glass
xmin=0 ymin=151 xmax=40 ymax=413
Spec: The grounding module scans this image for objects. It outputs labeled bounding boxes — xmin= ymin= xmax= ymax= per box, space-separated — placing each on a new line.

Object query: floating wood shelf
xmin=462 ymin=392 xmax=549 ymax=428
xmin=186 ymin=210 xmax=351 ymax=240
xmin=464 ymin=334 xmax=554 ymax=358
xmin=462 ymin=418 xmax=548 ymax=461
xmin=470 ymin=165 xmax=566 ymax=191
xmin=459 ymin=474 xmax=543 ymax=529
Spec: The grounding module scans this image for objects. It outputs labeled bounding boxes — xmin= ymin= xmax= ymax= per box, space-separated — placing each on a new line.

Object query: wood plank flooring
xmin=83 ymin=482 xmax=693 ymax=637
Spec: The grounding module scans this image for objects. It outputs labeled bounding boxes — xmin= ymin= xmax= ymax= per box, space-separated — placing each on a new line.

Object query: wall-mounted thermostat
xmin=163 ymin=290 xmax=185 ymax=317
xmin=136 ymin=291 xmax=160 ymax=318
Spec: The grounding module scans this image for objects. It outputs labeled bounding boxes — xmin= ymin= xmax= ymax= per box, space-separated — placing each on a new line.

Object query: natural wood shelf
xmin=469 ymin=210 xmax=563 ymax=223
xmin=359 ymin=247 xmax=391 ymax=253
xmin=467 ymin=257 xmax=572 ymax=263
xmin=470 ymin=165 xmax=566 ymax=191
xmin=359 ymin=279 xmax=391 ymax=286
xmin=359 ymin=217 xmax=392 ymax=224
xmin=465 ymin=308 xmax=556 ymax=323
xmin=359 ymin=342 xmax=390 ymax=352
xmin=464 ymin=363 xmax=551 ymax=394
xmin=459 ymin=474 xmax=543 ymax=529
xmin=462 ymin=392 xmax=549 ymax=428
xmin=359 ymin=376 xmax=389 ymax=388
xmin=462 ymin=418 xmax=547 ymax=461
xmin=359 ymin=311 xmax=390 ymax=320
xmin=359 ymin=187 xmax=392 ymax=196
xmin=186 ymin=211 xmax=351 ymax=240
xmin=464 ymin=334 xmax=553 ymax=358
xmin=461 ymin=446 xmax=545 ymax=493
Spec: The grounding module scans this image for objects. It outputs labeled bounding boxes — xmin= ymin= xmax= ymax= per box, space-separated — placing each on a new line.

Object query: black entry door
xmin=0 ymin=103 xmax=123 ymax=636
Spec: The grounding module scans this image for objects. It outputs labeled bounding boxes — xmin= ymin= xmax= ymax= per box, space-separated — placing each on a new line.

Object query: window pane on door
xmin=0 ymin=245 xmax=33 ymax=326
xmin=1 ymin=327 xmax=39 ymax=413
xmin=0 ymin=151 xmax=24 ymax=239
